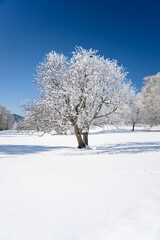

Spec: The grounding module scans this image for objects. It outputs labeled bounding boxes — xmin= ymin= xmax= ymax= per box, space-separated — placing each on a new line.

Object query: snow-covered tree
xmin=141 ymin=72 xmax=160 ymax=126
xmin=24 ymin=47 xmax=134 ymax=148
xmin=0 ymin=104 xmax=13 ymax=130
xmin=122 ymin=92 xmax=145 ymax=131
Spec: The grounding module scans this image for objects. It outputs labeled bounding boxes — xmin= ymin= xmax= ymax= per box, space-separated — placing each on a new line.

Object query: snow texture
xmin=0 ymin=128 xmax=160 ymax=240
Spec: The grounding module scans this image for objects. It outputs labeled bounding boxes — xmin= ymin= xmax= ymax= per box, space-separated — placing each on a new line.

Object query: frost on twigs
xmin=22 ymin=47 xmax=135 ymax=148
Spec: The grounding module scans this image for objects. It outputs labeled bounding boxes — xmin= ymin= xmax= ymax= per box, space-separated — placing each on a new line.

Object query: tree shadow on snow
xmin=90 ymin=129 xmax=160 ymax=135
xmin=0 ymin=145 xmax=72 ymax=155
xmin=94 ymin=142 xmax=160 ymax=154
xmin=1 ymin=142 xmax=160 ymax=156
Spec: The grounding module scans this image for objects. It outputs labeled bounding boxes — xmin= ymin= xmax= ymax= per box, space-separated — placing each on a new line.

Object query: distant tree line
xmin=0 ymin=104 xmax=13 ymax=131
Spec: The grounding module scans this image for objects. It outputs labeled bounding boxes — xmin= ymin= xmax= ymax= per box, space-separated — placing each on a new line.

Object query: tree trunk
xmin=132 ymin=122 xmax=135 ymax=131
xmin=74 ymin=126 xmax=86 ymax=148
xmin=76 ymin=134 xmax=86 ymax=148
xmin=82 ymin=132 xmax=88 ymax=146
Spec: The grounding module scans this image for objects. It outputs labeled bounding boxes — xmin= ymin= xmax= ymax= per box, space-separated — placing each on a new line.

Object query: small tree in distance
xmin=23 ymin=47 xmax=135 ymax=148
xmin=122 ymin=93 xmax=144 ymax=131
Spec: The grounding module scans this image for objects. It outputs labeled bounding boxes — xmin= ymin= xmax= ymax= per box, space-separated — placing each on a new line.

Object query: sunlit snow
xmin=0 ymin=128 xmax=160 ymax=240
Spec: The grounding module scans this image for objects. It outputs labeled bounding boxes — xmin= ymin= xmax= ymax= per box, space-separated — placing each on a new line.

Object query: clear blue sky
xmin=0 ymin=0 xmax=160 ymax=114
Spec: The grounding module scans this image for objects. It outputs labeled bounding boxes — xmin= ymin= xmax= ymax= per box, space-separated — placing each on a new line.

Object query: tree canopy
xmin=23 ymin=47 xmax=135 ymax=148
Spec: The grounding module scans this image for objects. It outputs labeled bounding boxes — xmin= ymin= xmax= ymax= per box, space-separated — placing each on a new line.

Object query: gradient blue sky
xmin=0 ymin=0 xmax=160 ymax=114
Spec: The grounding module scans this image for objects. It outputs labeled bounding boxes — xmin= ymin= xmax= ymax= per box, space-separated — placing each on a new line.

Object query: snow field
xmin=0 ymin=129 xmax=160 ymax=240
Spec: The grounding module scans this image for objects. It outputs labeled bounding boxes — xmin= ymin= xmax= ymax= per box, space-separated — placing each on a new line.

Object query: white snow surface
xmin=0 ymin=128 xmax=160 ymax=240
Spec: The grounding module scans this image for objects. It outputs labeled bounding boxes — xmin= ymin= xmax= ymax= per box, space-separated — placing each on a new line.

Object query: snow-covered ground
xmin=0 ymin=128 xmax=160 ymax=240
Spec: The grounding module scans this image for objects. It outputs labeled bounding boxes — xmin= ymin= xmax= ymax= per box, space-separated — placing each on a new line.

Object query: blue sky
xmin=0 ymin=0 xmax=160 ymax=114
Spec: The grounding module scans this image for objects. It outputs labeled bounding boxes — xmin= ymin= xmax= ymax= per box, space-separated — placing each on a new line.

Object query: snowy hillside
xmin=0 ymin=128 xmax=160 ymax=240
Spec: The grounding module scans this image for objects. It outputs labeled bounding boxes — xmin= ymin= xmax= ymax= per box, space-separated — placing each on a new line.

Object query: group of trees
xmin=19 ymin=47 xmax=160 ymax=148
xmin=0 ymin=104 xmax=13 ymax=131
xmin=123 ymin=72 xmax=160 ymax=130
xmin=141 ymin=72 xmax=160 ymax=126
